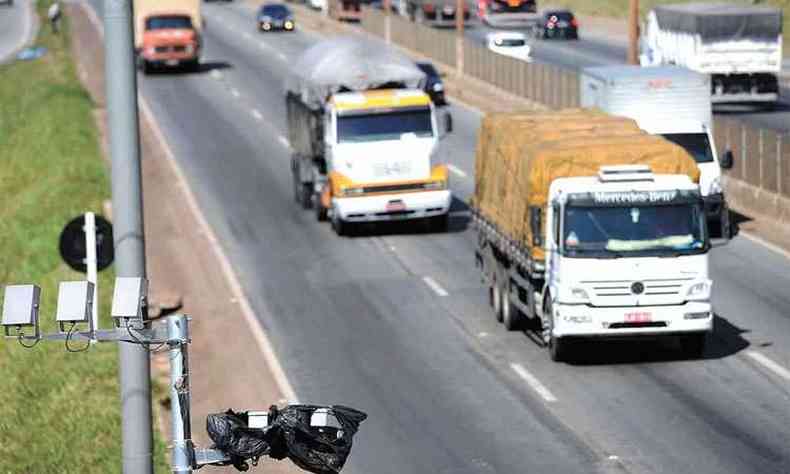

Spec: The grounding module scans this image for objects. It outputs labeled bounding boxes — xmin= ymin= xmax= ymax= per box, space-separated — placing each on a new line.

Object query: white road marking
xmin=277 ymin=52 xmax=287 ymax=61
xmin=210 ymin=69 xmax=224 ymax=80
xmin=252 ymin=109 xmax=264 ymax=120
xmin=447 ymin=164 xmax=467 ymax=178
xmin=746 ymin=351 xmax=790 ymax=382
xmin=510 ymin=362 xmax=558 ymax=403
xmin=740 ymin=230 xmax=790 ymax=262
xmin=230 ymin=88 xmax=241 ymax=98
xmin=81 ymin=0 xmax=298 ymax=403
xmin=278 ymin=135 xmax=291 ymax=148
xmin=423 ymin=276 xmax=449 ymax=297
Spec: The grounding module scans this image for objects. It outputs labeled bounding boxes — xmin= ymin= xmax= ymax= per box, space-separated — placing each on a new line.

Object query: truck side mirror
xmin=720 ymin=149 xmax=734 ymax=170
xmin=444 ymin=112 xmax=453 ymax=134
xmin=530 ymin=207 xmax=543 ymax=247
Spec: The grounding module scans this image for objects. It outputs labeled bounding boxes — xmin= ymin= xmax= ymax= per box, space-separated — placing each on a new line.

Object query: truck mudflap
xmin=550 ymin=301 xmax=713 ymax=339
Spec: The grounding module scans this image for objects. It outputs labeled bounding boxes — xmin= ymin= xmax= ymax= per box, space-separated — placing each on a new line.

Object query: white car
xmin=486 ymin=32 xmax=532 ymax=62
xmin=309 ymin=0 xmax=326 ymax=11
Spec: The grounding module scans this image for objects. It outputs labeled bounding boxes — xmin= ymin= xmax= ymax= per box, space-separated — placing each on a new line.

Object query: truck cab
xmin=135 ymin=7 xmax=202 ymax=73
xmin=322 ymin=89 xmax=452 ymax=233
xmin=542 ymin=166 xmax=713 ymax=360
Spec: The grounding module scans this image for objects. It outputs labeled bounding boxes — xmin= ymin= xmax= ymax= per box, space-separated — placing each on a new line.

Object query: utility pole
xmin=455 ymin=0 xmax=464 ymax=75
xmin=627 ymin=0 xmax=639 ymax=64
xmin=384 ymin=0 xmax=391 ymax=44
xmin=103 ymin=0 xmax=154 ymax=472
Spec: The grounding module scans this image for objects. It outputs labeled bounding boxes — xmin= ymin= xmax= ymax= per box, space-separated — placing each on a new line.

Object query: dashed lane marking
xmin=252 ymin=109 xmax=263 ymax=120
xmin=447 ymin=164 xmax=467 ymax=178
xmin=230 ymin=88 xmax=241 ymax=98
xmin=510 ymin=362 xmax=558 ymax=403
xmin=746 ymin=351 xmax=790 ymax=383
xmin=277 ymin=135 xmax=291 ymax=149
xmin=423 ymin=276 xmax=449 ymax=297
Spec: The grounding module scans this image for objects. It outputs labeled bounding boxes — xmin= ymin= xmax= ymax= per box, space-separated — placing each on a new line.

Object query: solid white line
xmin=277 ymin=135 xmax=291 ymax=148
xmin=210 ymin=69 xmax=223 ymax=80
xmin=510 ymin=363 xmax=558 ymax=403
xmin=422 ymin=276 xmax=449 ymax=297
xmin=81 ymin=1 xmax=298 ymax=403
xmin=447 ymin=164 xmax=467 ymax=178
xmin=230 ymin=88 xmax=241 ymax=98
xmin=251 ymin=109 xmax=263 ymax=120
xmin=746 ymin=351 xmax=790 ymax=383
xmin=739 ymin=230 xmax=790 ymax=262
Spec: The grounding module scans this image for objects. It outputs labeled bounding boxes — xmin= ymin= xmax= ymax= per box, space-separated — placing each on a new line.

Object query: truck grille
xmin=584 ymin=278 xmax=692 ymax=297
xmin=361 ymin=183 xmax=428 ymax=194
xmin=154 ymin=45 xmax=188 ymax=53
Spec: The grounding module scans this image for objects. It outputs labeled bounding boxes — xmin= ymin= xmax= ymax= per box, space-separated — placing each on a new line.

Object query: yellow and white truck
xmin=285 ymin=37 xmax=453 ymax=235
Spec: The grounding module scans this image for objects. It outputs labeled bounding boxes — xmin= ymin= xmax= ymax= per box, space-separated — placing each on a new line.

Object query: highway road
xmin=464 ymin=20 xmax=790 ymax=133
xmin=87 ymin=1 xmax=790 ymax=472
xmin=0 ymin=0 xmax=34 ymax=63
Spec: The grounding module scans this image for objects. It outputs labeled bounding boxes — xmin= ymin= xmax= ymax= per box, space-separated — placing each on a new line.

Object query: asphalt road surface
xmin=0 ymin=0 xmax=33 ymax=63
xmin=464 ymin=21 xmax=790 ymax=134
xmin=87 ymin=1 xmax=790 ymax=472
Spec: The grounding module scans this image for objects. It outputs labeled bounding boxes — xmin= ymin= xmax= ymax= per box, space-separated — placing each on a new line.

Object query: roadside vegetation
xmin=551 ymin=0 xmax=790 ymax=54
xmin=0 ymin=2 xmax=168 ymax=472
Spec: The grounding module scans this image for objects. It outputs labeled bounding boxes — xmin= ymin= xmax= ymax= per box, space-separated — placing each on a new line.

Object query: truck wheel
xmin=315 ymin=198 xmax=328 ymax=221
xmin=142 ymin=60 xmax=153 ymax=75
xmin=544 ymin=299 xmax=569 ymax=362
xmin=492 ymin=267 xmax=505 ymax=323
xmin=502 ymin=278 xmax=522 ymax=331
xmin=429 ymin=214 xmax=449 ymax=233
xmin=679 ymin=333 xmax=706 ymax=359
xmin=300 ymin=184 xmax=313 ymax=210
xmin=332 ymin=216 xmax=348 ymax=236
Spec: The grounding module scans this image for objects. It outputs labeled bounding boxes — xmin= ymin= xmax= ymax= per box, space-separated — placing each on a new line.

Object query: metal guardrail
xmin=361 ymin=7 xmax=790 ymax=219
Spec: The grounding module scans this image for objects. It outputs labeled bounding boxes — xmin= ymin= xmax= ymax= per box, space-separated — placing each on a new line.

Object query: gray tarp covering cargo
xmin=284 ymin=36 xmax=426 ymax=110
xmin=654 ymin=3 xmax=782 ymax=41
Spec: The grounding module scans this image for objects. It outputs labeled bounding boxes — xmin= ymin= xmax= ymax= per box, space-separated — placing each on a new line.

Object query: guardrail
xmin=361 ymin=7 xmax=790 ymax=224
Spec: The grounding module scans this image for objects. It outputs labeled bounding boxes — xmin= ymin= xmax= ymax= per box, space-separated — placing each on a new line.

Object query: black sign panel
xmin=59 ymin=215 xmax=114 ymax=273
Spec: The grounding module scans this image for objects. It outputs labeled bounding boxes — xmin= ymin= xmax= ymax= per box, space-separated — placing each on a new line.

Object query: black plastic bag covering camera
xmin=206 ymin=404 xmax=367 ymax=473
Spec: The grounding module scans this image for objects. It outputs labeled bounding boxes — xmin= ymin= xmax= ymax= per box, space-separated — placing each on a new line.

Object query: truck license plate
xmin=624 ymin=311 xmax=652 ymax=323
xmin=166 ymin=59 xmax=179 ymax=66
xmin=386 ymin=201 xmax=406 ymax=212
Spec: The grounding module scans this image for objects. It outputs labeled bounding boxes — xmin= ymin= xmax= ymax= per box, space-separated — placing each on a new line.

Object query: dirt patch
xmin=67 ymin=5 xmax=300 ymax=473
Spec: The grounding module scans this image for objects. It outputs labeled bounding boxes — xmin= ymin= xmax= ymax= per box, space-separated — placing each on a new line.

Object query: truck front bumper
xmin=552 ymin=301 xmax=713 ymax=339
xmin=333 ymin=190 xmax=452 ymax=223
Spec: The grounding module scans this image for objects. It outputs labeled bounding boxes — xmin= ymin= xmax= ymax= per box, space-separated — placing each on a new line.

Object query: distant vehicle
xmin=328 ymin=0 xmax=362 ymax=21
xmin=486 ymin=32 xmax=531 ymax=61
xmin=309 ymin=0 xmax=326 ymax=10
xmin=134 ymin=0 xmax=202 ymax=73
xmin=640 ymin=3 xmax=782 ymax=104
xmin=404 ymin=0 xmax=470 ymax=27
xmin=478 ymin=0 xmax=538 ymax=29
xmin=257 ymin=3 xmax=295 ymax=31
xmin=535 ymin=9 xmax=578 ymax=40
xmin=0 ymin=0 xmax=14 ymax=6
xmin=416 ymin=61 xmax=446 ymax=105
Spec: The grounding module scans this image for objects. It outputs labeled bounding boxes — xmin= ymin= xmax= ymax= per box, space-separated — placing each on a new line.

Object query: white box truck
xmin=640 ymin=3 xmax=783 ymax=104
xmin=580 ymin=65 xmax=734 ymax=237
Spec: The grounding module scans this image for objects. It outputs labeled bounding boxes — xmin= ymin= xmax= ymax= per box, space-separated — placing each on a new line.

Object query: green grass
xmin=552 ymin=0 xmax=789 ymax=56
xmin=0 ymin=3 xmax=168 ymax=472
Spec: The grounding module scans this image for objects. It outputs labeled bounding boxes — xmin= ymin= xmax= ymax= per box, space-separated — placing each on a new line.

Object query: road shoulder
xmin=0 ymin=0 xmax=38 ymax=64
xmin=67 ymin=5 xmax=300 ymax=472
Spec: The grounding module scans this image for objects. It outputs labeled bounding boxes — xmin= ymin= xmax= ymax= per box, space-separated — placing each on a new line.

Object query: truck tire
xmin=299 ymin=184 xmax=313 ymax=210
xmin=679 ymin=333 xmax=706 ymax=359
xmin=332 ymin=216 xmax=348 ymax=236
xmin=492 ymin=266 xmax=505 ymax=323
xmin=142 ymin=60 xmax=153 ymax=75
xmin=544 ymin=299 xmax=569 ymax=362
xmin=315 ymin=197 xmax=328 ymax=221
xmin=501 ymin=277 xmax=522 ymax=331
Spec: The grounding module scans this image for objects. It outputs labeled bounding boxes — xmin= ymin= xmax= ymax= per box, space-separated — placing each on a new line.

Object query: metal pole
xmin=627 ymin=0 xmax=639 ymax=64
xmin=455 ymin=0 xmax=464 ymax=75
xmin=103 ymin=0 xmax=154 ymax=472
xmin=85 ymin=212 xmax=98 ymax=342
xmin=168 ymin=315 xmax=193 ymax=474
xmin=384 ymin=0 xmax=391 ymax=44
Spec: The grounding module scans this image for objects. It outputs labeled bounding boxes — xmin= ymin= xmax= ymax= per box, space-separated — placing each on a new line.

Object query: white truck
xmin=580 ymin=65 xmax=734 ymax=238
xmin=285 ymin=37 xmax=453 ymax=235
xmin=640 ymin=3 xmax=783 ymax=104
xmin=473 ymin=111 xmax=725 ymax=361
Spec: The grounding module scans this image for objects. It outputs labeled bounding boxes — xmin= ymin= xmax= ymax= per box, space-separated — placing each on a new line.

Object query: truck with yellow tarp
xmin=285 ymin=37 xmax=453 ymax=235
xmin=473 ymin=109 xmax=732 ymax=361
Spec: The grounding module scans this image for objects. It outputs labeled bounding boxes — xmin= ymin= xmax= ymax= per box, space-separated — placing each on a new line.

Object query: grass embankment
xmin=552 ymin=0 xmax=790 ymax=56
xmin=0 ymin=3 xmax=168 ymax=472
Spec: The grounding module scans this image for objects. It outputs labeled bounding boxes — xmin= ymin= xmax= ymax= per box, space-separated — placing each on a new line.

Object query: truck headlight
xmin=284 ymin=20 xmax=294 ymax=29
xmin=432 ymin=83 xmax=444 ymax=92
xmin=559 ymin=286 xmax=589 ymax=304
xmin=686 ymin=280 xmax=711 ymax=300
xmin=709 ymin=177 xmax=722 ymax=195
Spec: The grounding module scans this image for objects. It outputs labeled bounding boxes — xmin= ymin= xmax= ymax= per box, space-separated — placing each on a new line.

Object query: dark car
xmin=416 ymin=61 xmax=446 ymax=106
xmin=257 ymin=4 xmax=295 ymax=31
xmin=536 ymin=9 xmax=578 ymax=40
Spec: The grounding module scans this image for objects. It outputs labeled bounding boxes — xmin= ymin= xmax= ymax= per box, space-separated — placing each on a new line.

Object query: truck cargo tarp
xmin=654 ymin=3 xmax=782 ymax=41
xmin=285 ymin=36 xmax=426 ymax=109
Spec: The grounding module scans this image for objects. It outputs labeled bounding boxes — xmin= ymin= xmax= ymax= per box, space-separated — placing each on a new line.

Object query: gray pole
xmin=103 ymin=0 xmax=154 ymax=473
xmin=168 ymin=315 xmax=194 ymax=474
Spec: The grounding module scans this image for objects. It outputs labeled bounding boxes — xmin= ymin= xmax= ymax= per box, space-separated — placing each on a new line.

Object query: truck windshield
xmin=661 ymin=133 xmax=714 ymax=163
xmin=563 ymin=203 xmax=706 ymax=258
xmin=337 ymin=108 xmax=433 ymax=143
xmin=146 ymin=16 xmax=192 ymax=30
